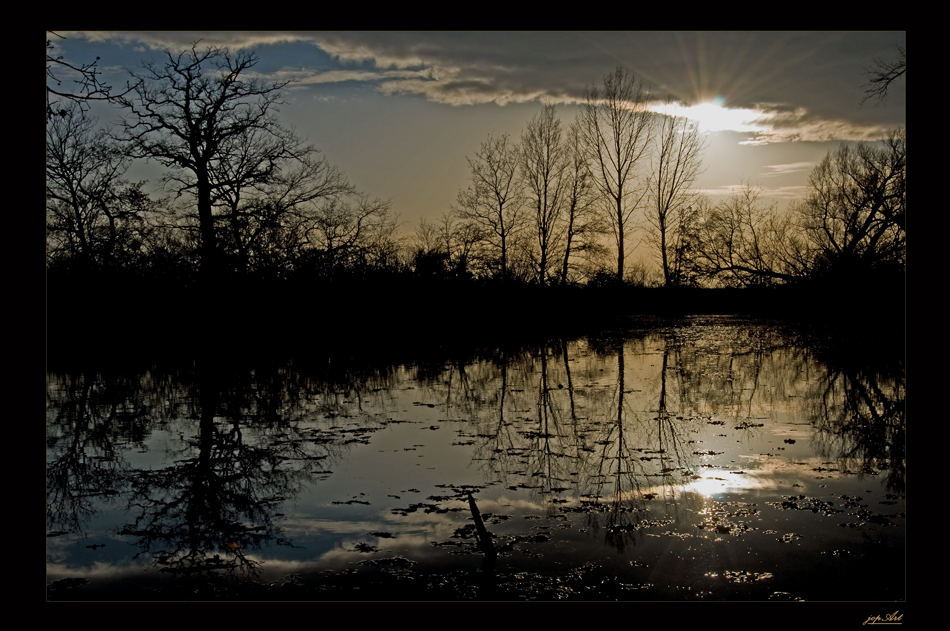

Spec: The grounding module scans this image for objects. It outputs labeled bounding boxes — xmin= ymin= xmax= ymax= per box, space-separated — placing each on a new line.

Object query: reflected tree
xmin=117 ymin=358 xmax=347 ymax=579
xmin=46 ymin=366 xmax=203 ymax=535
xmin=46 ymin=357 xmax=383 ymax=581
xmin=46 ymin=373 xmax=133 ymax=534
xmin=577 ymin=335 xmax=702 ymax=550
xmin=652 ymin=341 xmax=693 ymax=475
xmin=579 ymin=342 xmax=649 ymax=552
xmin=521 ymin=345 xmax=578 ymax=514
xmin=805 ymin=346 xmax=905 ymax=493
xmin=468 ymin=351 xmax=524 ymax=486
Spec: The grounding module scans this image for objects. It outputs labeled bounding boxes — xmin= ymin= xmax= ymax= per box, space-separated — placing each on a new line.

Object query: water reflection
xmin=47 ymin=317 xmax=905 ymax=599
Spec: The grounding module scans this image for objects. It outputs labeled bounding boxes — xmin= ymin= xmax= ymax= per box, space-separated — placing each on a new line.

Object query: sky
xmin=48 ymin=31 xmax=906 ymax=250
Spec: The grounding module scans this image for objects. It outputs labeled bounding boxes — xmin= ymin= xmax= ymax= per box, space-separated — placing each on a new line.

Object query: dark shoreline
xmin=47 ymin=278 xmax=904 ymax=369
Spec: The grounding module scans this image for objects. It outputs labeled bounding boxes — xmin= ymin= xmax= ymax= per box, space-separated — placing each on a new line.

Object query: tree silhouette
xmin=218 ymin=151 xmax=355 ymax=278
xmin=558 ymin=122 xmax=604 ymax=285
xmin=455 ymin=133 xmax=525 ymax=281
xmin=117 ymin=45 xmax=295 ymax=288
xmin=298 ymin=194 xmax=399 ymax=278
xmin=691 ymin=183 xmax=801 ymax=287
xmin=646 ymin=109 xmax=706 ymax=287
xmin=520 ymin=105 xmax=568 ymax=286
xmin=862 ymin=46 xmax=906 ymax=106
xmin=796 ymin=128 xmax=905 ymax=285
xmin=46 ymin=32 xmax=133 ymax=122
xmin=579 ymin=67 xmax=654 ymax=283
xmin=46 ymin=104 xmax=154 ymax=270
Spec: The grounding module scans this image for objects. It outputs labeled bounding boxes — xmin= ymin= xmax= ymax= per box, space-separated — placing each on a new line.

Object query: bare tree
xmin=215 ymin=144 xmax=355 ymax=276
xmin=520 ymin=105 xmax=568 ymax=285
xmin=409 ymin=216 xmax=451 ymax=278
xmin=299 ymin=195 xmax=398 ymax=276
xmin=579 ymin=67 xmax=654 ymax=282
xmin=689 ymin=131 xmax=904 ymax=289
xmin=117 ymin=45 xmax=296 ymax=285
xmin=664 ymin=201 xmax=703 ymax=288
xmin=559 ymin=121 xmax=604 ymax=285
xmin=796 ymin=128 xmax=905 ymax=280
xmin=455 ymin=133 xmax=525 ymax=281
xmin=46 ymin=104 xmax=153 ymax=269
xmin=413 ymin=216 xmax=442 ymax=255
xmin=443 ymin=210 xmax=485 ymax=278
xmin=46 ymin=32 xmax=134 ymax=122
xmin=412 ymin=210 xmax=484 ymax=279
xmin=862 ymin=46 xmax=906 ymax=106
xmin=692 ymin=183 xmax=799 ymax=287
xmin=646 ymin=110 xmax=706 ymax=286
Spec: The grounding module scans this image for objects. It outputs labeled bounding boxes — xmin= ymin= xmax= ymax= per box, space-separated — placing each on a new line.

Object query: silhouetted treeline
xmin=47 ymin=47 xmax=904 ymax=363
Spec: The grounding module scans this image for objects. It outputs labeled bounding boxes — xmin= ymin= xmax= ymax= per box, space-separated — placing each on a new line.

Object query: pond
xmin=46 ymin=316 xmax=905 ymax=601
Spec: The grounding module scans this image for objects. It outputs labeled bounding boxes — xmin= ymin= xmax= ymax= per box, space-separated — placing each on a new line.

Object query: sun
xmin=655 ymin=97 xmax=769 ymax=135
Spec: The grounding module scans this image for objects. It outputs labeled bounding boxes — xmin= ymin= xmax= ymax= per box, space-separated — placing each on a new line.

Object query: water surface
xmin=46 ymin=316 xmax=905 ymax=600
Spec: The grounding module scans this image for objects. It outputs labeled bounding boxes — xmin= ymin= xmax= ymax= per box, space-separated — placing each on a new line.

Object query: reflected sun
xmin=688 ymin=475 xmax=730 ymax=497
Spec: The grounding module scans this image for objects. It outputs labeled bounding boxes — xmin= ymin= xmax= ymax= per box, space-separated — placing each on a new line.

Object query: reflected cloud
xmin=47 ymin=318 xmax=904 ymax=597
xmin=46 ymin=559 xmax=151 ymax=583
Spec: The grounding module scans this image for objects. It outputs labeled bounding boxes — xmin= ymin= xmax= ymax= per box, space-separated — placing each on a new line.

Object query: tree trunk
xmin=616 ymin=198 xmax=624 ymax=282
xmin=561 ymin=210 xmax=575 ymax=285
xmin=660 ymin=216 xmax=669 ymax=287
xmin=196 ymin=166 xmax=217 ymax=286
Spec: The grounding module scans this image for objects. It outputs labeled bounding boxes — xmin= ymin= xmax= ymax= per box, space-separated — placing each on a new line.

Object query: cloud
xmin=378 ymin=77 xmax=556 ymax=107
xmin=763 ymin=162 xmax=815 ymax=177
xmin=737 ymin=104 xmax=893 ymax=144
xmin=307 ymin=32 xmax=593 ymax=105
xmin=698 ymin=184 xmax=811 ymax=201
xmin=60 ymin=31 xmax=903 ymax=141
xmin=273 ymin=67 xmax=436 ymax=87
xmin=301 ymin=33 xmax=899 ymax=140
xmin=314 ymin=36 xmax=432 ymax=70
xmin=63 ymin=31 xmax=313 ymax=51
xmin=696 ymin=185 xmax=750 ymax=197
xmin=764 ymin=185 xmax=813 ymax=200
xmin=646 ymin=98 xmax=893 ymax=144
